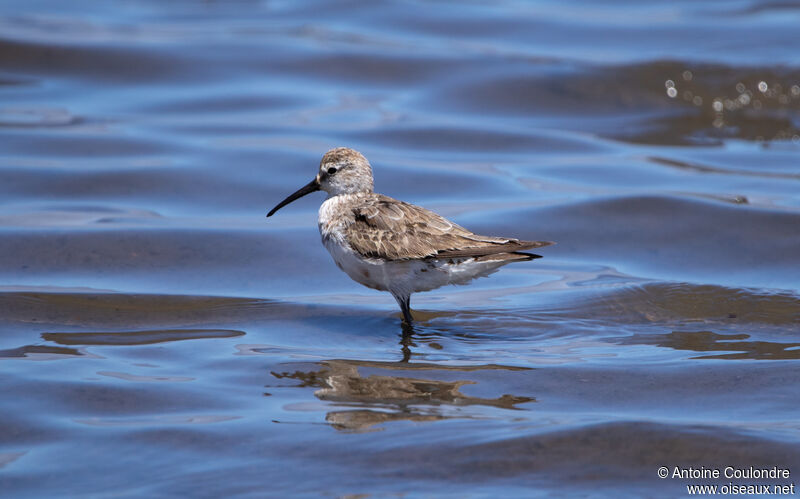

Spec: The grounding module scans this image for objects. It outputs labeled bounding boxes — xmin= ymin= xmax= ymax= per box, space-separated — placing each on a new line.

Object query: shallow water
xmin=1 ymin=1 xmax=799 ymax=497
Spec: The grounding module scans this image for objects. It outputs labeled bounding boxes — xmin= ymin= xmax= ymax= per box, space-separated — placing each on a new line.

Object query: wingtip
xmin=516 ymin=240 xmax=556 ymax=251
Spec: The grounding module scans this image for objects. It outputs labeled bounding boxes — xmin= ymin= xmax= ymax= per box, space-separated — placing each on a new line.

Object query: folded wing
xmin=344 ymin=194 xmax=553 ymax=261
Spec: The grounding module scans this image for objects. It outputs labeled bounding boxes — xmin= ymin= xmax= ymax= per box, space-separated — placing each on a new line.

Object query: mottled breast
xmin=318 ymin=193 xmax=364 ymax=245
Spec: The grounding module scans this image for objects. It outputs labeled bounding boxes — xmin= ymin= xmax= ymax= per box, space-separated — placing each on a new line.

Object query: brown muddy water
xmin=1 ymin=1 xmax=799 ymax=497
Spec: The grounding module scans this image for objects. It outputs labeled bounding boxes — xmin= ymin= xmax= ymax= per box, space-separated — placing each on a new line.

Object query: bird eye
xmin=327 ymin=167 xmax=337 ymax=174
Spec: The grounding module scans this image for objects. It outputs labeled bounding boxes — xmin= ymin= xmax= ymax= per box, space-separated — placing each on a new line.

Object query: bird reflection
xmin=400 ymin=321 xmax=415 ymax=362
xmin=271 ymin=359 xmax=535 ymax=432
xmin=397 ymin=308 xmax=455 ymax=362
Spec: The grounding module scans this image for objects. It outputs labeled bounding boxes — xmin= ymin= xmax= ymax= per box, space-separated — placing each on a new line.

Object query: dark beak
xmin=266 ymin=178 xmax=320 ymax=217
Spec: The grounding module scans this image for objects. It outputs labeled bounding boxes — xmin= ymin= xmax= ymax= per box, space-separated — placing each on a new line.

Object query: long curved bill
xmin=267 ymin=178 xmax=320 ymax=217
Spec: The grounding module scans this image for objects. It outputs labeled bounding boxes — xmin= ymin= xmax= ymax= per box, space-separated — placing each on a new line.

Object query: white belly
xmin=322 ymin=236 xmax=510 ymax=297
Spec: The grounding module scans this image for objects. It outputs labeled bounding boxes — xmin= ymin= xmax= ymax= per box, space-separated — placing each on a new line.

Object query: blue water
xmin=1 ymin=1 xmax=799 ymax=497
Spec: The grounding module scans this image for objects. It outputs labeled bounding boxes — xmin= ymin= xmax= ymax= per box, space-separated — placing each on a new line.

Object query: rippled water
xmin=1 ymin=1 xmax=799 ymax=496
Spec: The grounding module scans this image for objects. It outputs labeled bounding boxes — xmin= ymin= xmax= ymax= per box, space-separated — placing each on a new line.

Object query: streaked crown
xmin=317 ymin=147 xmax=374 ymax=196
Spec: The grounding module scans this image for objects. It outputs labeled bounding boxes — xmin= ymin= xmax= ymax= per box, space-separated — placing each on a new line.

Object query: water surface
xmin=1 ymin=0 xmax=799 ymax=496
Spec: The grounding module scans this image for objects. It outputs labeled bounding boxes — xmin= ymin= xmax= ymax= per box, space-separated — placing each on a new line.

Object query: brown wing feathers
xmin=344 ymin=194 xmax=553 ymax=261
xmin=435 ymin=240 xmax=552 ymax=259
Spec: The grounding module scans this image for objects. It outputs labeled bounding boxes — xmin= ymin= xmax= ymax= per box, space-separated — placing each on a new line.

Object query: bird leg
xmin=392 ymin=292 xmax=415 ymax=362
xmin=392 ymin=292 xmax=414 ymax=325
